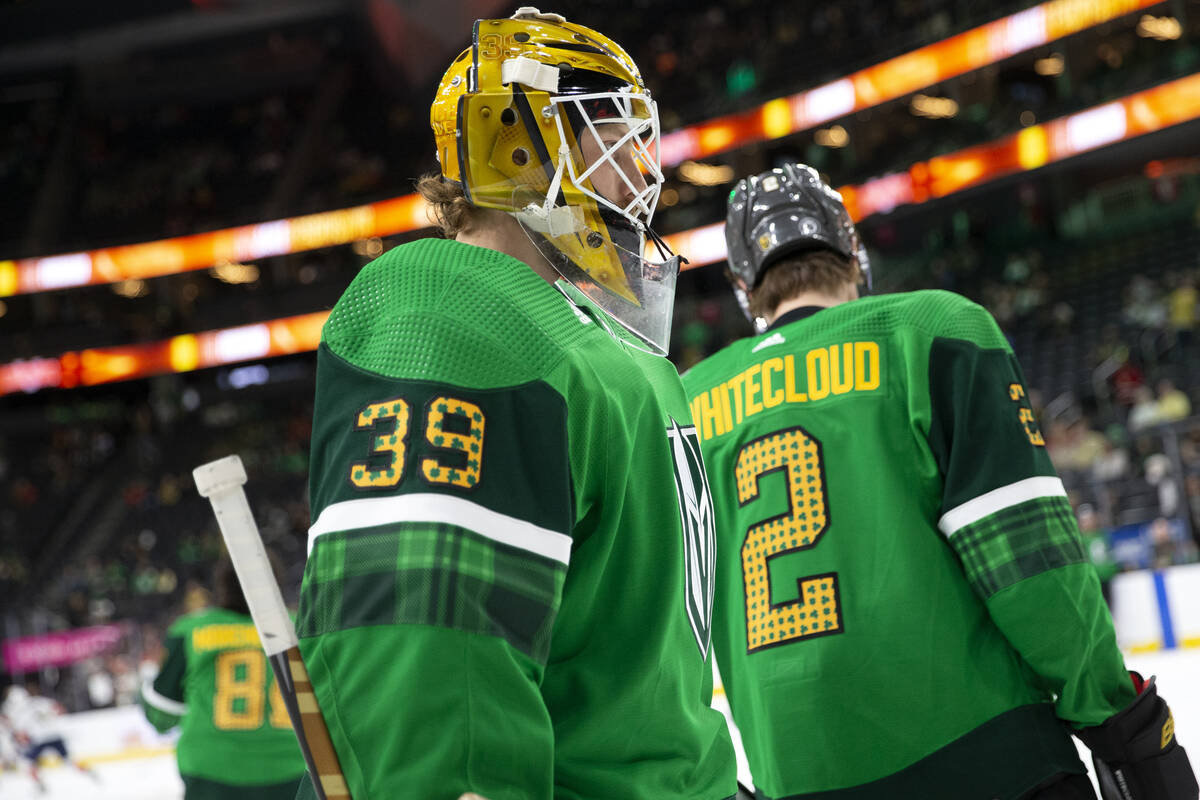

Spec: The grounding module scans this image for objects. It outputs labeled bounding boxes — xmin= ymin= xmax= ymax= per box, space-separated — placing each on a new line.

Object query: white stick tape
xmin=194 ymin=455 xmax=298 ymax=657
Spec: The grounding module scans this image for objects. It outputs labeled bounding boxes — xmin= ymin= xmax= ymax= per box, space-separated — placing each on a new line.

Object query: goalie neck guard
xmin=431 ymin=7 xmax=680 ymax=355
xmin=725 ymin=163 xmax=871 ymax=330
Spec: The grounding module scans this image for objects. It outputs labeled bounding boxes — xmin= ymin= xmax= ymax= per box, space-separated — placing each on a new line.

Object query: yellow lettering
xmin=193 ymin=625 xmax=261 ymax=652
xmin=1008 ymin=381 xmax=1046 ymax=447
xmin=1019 ymin=408 xmax=1046 ymax=446
xmin=720 ymin=383 xmax=734 ymax=433
xmin=728 ymin=373 xmax=747 ymax=424
xmin=855 ymin=342 xmax=880 ymax=390
xmin=745 ymin=363 xmax=763 ymax=417
xmin=701 ymin=342 xmax=885 ymax=437
xmin=807 ymin=348 xmax=829 ymax=401
xmin=762 ymin=357 xmax=785 ymax=408
xmin=479 ymin=32 xmax=503 ymax=59
xmin=831 ymin=343 xmax=854 ymax=395
xmin=700 ymin=389 xmax=724 ymax=439
xmin=784 ymin=355 xmax=807 ymax=403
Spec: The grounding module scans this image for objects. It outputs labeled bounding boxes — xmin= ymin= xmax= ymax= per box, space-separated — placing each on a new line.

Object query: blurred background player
xmin=682 ymin=163 xmax=1198 ymax=799
xmin=0 ymin=709 xmax=19 ymax=774
xmin=1 ymin=682 xmax=98 ymax=793
xmin=294 ymin=6 xmax=736 ymax=799
xmin=140 ymin=555 xmax=305 ymax=800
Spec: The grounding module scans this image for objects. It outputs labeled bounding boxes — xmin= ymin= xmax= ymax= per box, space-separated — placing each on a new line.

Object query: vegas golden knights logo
xmin=667 ymin=419 xmax=716 ymax=659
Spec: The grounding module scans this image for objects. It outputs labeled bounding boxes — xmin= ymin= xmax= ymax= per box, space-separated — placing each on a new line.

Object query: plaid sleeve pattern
xmin=297 ymin=522 xmax=567 ymax=664
xmin=948 ymin=495 xmax=1086 ymax=598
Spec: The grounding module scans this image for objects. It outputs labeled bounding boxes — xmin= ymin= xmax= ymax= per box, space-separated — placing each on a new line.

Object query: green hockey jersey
xmin=296 ymin=237 xmax=736 ymax=799
xmin=682 ymin=291 xmax=1134 ymax=800
xmin=140 ymin=607 xmax=306 ymax=788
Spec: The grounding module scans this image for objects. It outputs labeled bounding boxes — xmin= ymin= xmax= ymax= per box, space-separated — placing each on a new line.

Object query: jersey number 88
xmin=213 ymin=649 xmax=291 ymax=731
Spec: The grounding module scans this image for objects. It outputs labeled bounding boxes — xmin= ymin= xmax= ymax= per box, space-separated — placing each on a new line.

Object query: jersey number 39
xmin=736 ymin=426 xmax=843 ymax=653
xmin=347 ymin=395 xmax=486 ymax=490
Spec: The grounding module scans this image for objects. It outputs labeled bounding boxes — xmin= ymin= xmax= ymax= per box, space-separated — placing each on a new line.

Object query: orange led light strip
xmin=4 ymin=71 xmax=1200 ymax=396
xmin=0 ymin=312 xmax=327 ymax=396
xmin=0 ymin=0 xmax=1163 ymax=299
xmin=658 ymin=0 xmax=1163 ymax=167
xmin=0 ymin=196 xmax=431 ymax=298
xmin=665 ymin=71 xmax=1200 ymax=269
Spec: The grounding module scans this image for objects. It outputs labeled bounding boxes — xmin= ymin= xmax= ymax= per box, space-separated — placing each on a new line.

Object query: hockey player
xmin=682 ymin=163 xmax=1198 ymax=800
xmin=293 ymin=7 xmax=736 ymax=800
xmin=141 ymin=557 xmax=305 ymax=799
xmin=2 ymin=682 xmax=98 ymax=791
xmin=0 ymin=710 xmax=18 ymax=774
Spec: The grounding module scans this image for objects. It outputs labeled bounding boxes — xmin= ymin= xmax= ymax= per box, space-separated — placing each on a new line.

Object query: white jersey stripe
xmin=141 ymin=679 xmax=187 ymax=716
xmin=307 ymin=493 xmax=572 ymax=565
xmin=937 ymin=476 xmax=1067 ymax=538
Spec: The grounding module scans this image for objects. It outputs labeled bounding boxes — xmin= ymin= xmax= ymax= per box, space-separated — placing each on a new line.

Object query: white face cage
xmin=511 ymin=84 xmax=683 ymax=356
xmin=549 ymin=89 xmax=665 ymax=230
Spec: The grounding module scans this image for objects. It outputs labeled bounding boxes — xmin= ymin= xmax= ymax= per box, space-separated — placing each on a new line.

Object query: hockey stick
xmin=193 ymin=455 xmax=350 ymax=800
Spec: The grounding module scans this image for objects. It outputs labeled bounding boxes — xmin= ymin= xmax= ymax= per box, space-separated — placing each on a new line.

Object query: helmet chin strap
xmin=513 ymin=213 xmax=571 ymax=279
xmin=645 ymin=223 xmax=682 ymax=265
xmin=544 ymin=145 xmax=570 ymax=215
xmin=514 ymin=204 xmax=582 ymax=239
xmin=512 ymin=149 xmax=586 ymax=239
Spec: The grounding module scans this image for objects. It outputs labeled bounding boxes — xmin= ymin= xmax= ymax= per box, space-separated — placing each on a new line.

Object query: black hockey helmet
xmin=724 ymin=162 xmax=871 ymax=326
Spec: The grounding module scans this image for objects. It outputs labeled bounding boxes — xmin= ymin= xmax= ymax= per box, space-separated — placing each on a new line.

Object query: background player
xmin=140 ymin=556 xmax=305 ymax=800
xmin=293 ymin=7 xmax=736 ymax=799
xmin=682 ymin=163 xmax=1198 ymax=799
xmin=0 ymin=708 xmax=20 ymax=775
xmin=2 ymin=683 xmax=98 ymax=793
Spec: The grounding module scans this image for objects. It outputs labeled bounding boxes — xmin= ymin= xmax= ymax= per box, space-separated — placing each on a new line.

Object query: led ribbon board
xmin=1 ymin=0 xmax=1164 ymax=297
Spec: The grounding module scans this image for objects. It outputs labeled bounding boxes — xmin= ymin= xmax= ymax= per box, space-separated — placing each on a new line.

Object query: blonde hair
xmin=415 ymin=172 xmax=479 ymax=238
xmin=748 ymin=250 xmax=860 ymax=319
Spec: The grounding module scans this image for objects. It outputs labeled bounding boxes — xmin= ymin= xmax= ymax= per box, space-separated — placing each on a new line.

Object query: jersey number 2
xmin=735 ymin=426 xmax=843 ymax=653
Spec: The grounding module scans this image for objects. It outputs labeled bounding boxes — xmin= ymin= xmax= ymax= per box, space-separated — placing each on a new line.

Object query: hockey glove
xmin=1074 ymin=673 xmax=1198 ymax=800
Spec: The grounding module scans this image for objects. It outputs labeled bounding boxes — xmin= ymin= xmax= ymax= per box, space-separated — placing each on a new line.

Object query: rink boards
xmin=1110 ymin=562 xmax=1200 ymax=652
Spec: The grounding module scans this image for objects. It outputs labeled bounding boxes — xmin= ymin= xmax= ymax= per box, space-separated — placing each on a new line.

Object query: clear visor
xmin=521 ymin=210 xmax=681 ymax=356
xmin=513 ymin=88 xmax=680 ymax=355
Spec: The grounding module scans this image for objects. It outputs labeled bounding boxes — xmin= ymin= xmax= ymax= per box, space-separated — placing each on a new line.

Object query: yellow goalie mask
xmin=431 ymin=6 xmax=681 ymax=354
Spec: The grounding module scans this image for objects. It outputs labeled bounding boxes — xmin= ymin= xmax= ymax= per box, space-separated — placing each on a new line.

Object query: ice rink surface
xmin=0 ymin=749 xmax=182 ymax=800
xmin=2 ymin=648 xmax=1197 ymax=799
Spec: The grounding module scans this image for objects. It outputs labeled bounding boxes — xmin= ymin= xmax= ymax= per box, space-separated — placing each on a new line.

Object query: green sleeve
xmin=141 ymin=633 xmax=187 ymax=732
xmin=927 ymin=304 xmax=1135 ymax=727
xmin=297 ymin=344 xmax=571 ymax=798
